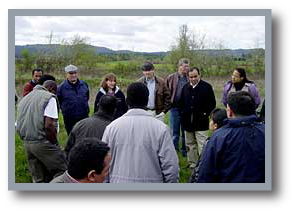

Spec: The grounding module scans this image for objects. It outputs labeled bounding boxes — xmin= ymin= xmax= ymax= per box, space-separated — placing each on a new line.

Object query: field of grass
xmin=14 ymin=70 xmax=265 ymax=183
xmin=15 ymin=109 xmax=191 ymax=183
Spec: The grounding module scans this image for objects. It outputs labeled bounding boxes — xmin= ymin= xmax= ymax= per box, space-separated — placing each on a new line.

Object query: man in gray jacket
xmin=102 ymin=82 xmax=179 ymax=183
xmin=16 ymin=78 xmax=67 ymax=183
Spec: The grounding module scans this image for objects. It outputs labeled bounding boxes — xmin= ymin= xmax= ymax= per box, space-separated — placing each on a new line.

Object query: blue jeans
xmin=169 ymin=107 xmax=186 ymax=154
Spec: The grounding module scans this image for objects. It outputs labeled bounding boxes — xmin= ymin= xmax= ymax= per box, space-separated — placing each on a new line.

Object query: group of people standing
xmin=16 ymin=58 xmax=265 ymax=183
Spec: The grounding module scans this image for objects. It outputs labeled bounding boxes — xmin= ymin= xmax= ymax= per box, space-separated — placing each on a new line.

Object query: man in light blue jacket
xmin=102 ymin=82 xmax=179 ymax=183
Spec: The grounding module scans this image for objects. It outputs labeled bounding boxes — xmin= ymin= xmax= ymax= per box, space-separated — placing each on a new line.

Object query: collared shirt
xmin=146 ymin=77 xmax=155 ymax=110
xmin=174 ymin=75 xmax=188 ymax=106
xmin=190 ymin=81 xmax=199 ymax=89
xmin=66 ymin=171 xmax=79 ymax=183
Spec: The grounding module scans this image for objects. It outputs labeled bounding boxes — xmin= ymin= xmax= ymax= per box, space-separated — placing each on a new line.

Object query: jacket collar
xmin=141 ymin=75 xmax=158 ymax=83
xmin=33 ymin=85 xmax=58 ymax=105
xmin=65 ymin=171 xmax=79 ymax=183
xmin=224 ymin=115 xmax=259 ymax=127
xmin=123 ymin=108 xmax=153 ymax=117
xmin=30 ymin=80 xmax=37 ymax=86
xmin=176 ymin=71 xmax=187 ymax=79
xmin=225 ymin=81 xmax=252 ymax=89
xmin=33 ymin=84 xmax=48 ymax=92
xmin=93 ymin=111 xmax=114 ymax=121
xmin=189 ymin=79 xmax=202 ymax=88
xmin=99 ymin=86 xmax=120 ymax=95
xmin=64 ymin=79 xmax=80 ymax=89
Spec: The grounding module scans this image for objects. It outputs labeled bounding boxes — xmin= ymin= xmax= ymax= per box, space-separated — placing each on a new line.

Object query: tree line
xmin=15 ymin=25 xmax=265 ymax=77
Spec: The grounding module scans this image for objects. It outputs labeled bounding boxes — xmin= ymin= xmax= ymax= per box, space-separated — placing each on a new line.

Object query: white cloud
xmin=15 ymin=16 xmax=265 ymax=52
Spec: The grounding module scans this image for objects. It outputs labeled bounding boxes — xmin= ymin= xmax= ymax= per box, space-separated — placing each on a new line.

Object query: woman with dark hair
xmin=94 ymin=73 xmax=127 ymax=119
xmin=223 ymin=68 xmax=260 ymax=109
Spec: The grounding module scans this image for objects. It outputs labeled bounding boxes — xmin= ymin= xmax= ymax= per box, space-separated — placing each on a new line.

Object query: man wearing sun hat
xmin=57 ymin=64 xmax=90 ymax=135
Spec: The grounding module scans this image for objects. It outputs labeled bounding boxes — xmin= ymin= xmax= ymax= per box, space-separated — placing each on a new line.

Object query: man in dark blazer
xmin=179 ymin=67 xmax=216 ymax=170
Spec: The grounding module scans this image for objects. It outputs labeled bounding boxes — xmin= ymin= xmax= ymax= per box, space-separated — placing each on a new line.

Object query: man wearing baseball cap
xmin=57 ymin=64 xmax=90 ymax=135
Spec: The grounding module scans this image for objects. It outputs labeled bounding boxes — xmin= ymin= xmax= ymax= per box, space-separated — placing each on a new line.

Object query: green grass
xmin=178 ymin=148 xmax=191 ymax=183
xmin=15 ymin=75 xmax=265 ymax=183
xmin=15 ymin=134 xmax=32 ymax=183
xmin=165 ymin=112 xmax=191 ymax=182
xmin=15 ymin=109 xmax=191 ymax=183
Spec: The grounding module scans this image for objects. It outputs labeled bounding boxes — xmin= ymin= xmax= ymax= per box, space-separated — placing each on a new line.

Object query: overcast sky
xmin=15 ymin=16 xmax=265 ymax=52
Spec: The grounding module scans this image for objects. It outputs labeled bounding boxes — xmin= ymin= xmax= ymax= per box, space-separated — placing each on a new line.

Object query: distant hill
xmin=15 ymin=44 xmax=115 ymax=57
xmin=15 ymin=44 xmax=261 ymax=59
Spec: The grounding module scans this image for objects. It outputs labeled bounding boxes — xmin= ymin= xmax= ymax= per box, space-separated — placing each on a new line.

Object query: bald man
xmin=17 ymin=76 xmax=67 ymax=183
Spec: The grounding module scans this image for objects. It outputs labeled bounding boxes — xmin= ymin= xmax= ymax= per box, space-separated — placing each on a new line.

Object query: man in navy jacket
xmin=57 ymin=64 xmax=89 ymax=135
xmin=197 ymin=91 xmax=265 ymax=183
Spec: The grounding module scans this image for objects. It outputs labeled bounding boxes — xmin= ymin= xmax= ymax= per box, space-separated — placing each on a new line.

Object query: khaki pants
xmin=185 ymin=130 xmax=208 ymax=169
xmin=148 ymin=110 xmax=165 ymax=123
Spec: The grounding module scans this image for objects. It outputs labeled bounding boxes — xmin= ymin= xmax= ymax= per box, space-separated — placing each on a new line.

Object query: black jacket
xmin=179 ymin=80 xmax=216 ymax=132
xmin=64 ymin=112 xmax=113 ymax=160
xmin=259 ymin=99 xmax=265 ymax=123
xmin=94 ymin=87 xmax=128 ymax=120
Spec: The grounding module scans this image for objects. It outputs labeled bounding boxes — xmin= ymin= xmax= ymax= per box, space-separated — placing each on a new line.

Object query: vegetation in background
xmin=15 ymin=25 xmax=265 ymax=78
xmin=14 ymin=24 xmax=265 ymax=183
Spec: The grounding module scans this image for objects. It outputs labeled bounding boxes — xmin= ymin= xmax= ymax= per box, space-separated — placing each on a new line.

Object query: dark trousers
xmin=169 ymin=107 xmax=186 ymax=154
xmin=63 ymin=115 xmax=88 ymax=135
xmin=24 ymin=141 xmax=67 ymax=183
